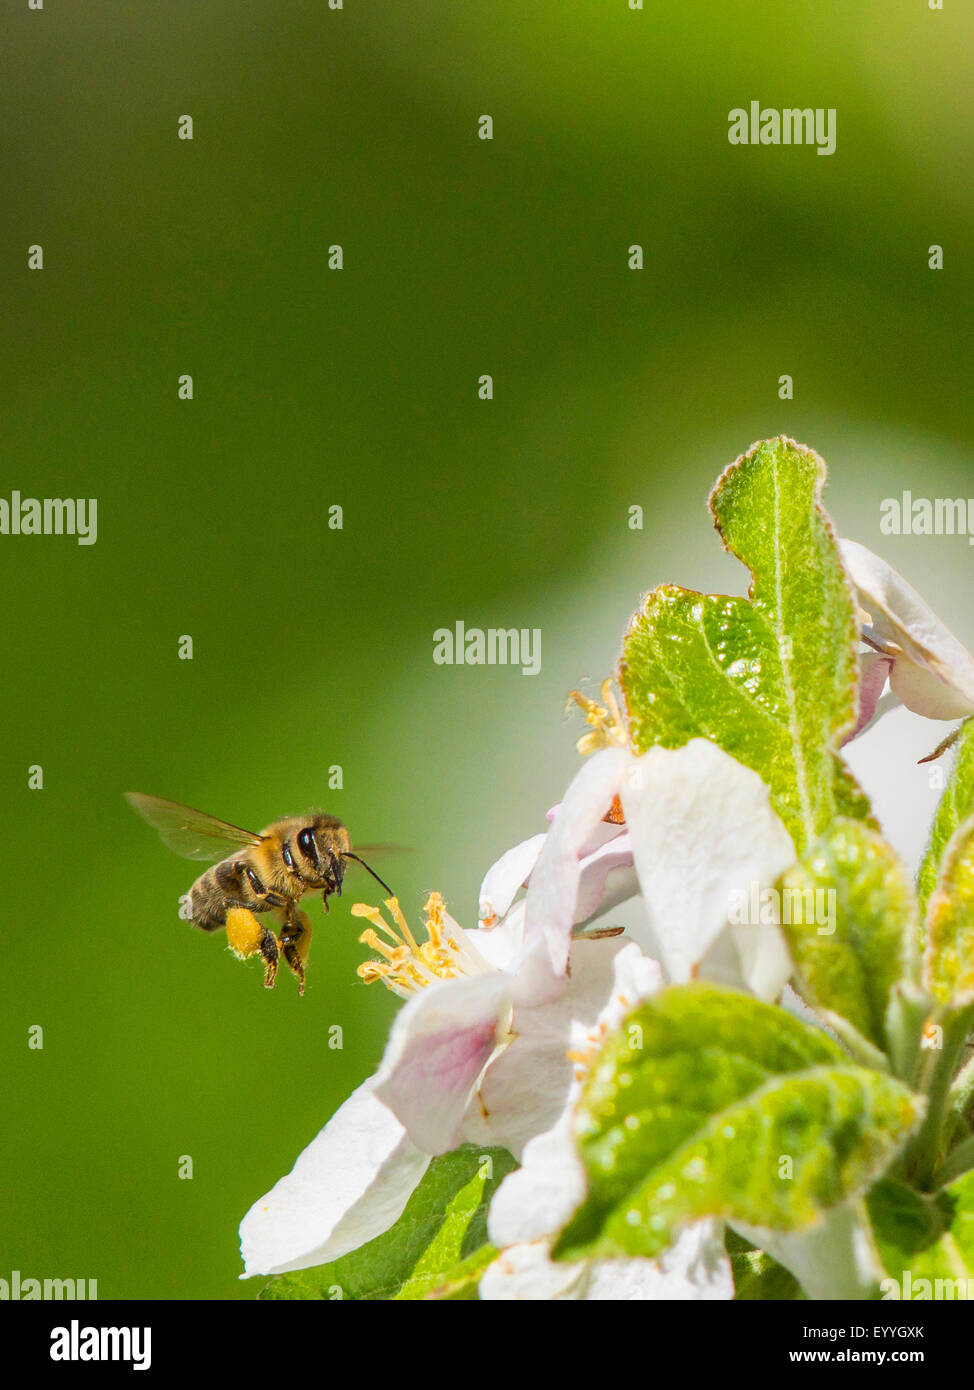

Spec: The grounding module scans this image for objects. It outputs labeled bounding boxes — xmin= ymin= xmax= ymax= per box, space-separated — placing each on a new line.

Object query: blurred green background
xmin=2 ymin=0 xmax=972 ymax=1298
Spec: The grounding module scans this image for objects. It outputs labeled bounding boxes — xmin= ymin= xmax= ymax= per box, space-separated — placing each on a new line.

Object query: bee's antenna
xmin=342 ymin=852 xmax=395 ymax=898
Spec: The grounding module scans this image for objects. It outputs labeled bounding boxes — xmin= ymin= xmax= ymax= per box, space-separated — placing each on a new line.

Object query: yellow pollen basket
xmin=567 ymin=677 xmax=629 ymax=755
xmin=354 ymin=892 xmax=484 ymax=999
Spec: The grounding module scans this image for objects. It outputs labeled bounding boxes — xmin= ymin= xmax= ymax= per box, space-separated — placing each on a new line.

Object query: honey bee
xmin=125 ymin=793 xmax=394 ymax=995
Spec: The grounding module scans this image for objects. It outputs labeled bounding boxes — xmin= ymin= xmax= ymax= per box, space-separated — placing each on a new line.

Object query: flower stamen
xmin=568 ymin=677 xmax=629 ymax=755
xmin=567 ymin=1019 xmax=610 ymax=1081
xmin=355 ymin=892 xmax=489 ymax=998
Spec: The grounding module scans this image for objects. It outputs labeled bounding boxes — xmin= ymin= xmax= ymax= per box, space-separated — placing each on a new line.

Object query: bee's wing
xmin=125 ymin=793 xmax=263 ymax=862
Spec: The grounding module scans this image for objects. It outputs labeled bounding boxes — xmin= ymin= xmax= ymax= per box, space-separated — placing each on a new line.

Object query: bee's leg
xmin=225 ymin=906 xmax=280 ymax=989
xmin=279 ymin=907 xmax=313 ymax=996
xmin=257 ymin=888 xmax=290 ymax=910
xmin=258 ymin=928 xmax=280 ymax=989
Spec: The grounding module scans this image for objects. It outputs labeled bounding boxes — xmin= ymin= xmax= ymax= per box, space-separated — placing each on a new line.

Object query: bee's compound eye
xmin=297 ymin=828 xmax=317 ymax=863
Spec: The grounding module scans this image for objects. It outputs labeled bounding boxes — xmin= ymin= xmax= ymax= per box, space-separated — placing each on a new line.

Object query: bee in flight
xmin=125 ymin=793 xmax=394 ymax=995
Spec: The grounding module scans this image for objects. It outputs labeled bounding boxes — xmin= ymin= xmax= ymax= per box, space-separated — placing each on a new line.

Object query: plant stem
xmin=932 ymin=1133 xmax=974 ymax=1189
xmin=944 ymin=1050 xmax=974 ymax=1145
xmin=906 ymin=1004 xmax=974 ymax=1191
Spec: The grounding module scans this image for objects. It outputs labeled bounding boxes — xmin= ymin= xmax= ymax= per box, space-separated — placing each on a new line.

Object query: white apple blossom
xmin=238 ymin=903 xmax=664 ymax=1278
xmin=239 ymin=737 xmax=796 ymax=1297
xmin=472 ymin=736 xmax=796 ymax=1298
xmin=841 ymin=538 xmax=974 ymax=724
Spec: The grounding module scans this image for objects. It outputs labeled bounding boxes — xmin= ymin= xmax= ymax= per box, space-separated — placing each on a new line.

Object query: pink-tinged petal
xmin=841 ymin=539 xmax=974 ymax=720
xmin=574 ymin=834 xmax=638 ymax=924
xmin=466 ymin=939 xmax=662 ymax=1158
xmin=621 ymin=740 xmax=796 ymax=987
xmin=546 ymin=803 xmax=627 ymax=858
xmin=524 ymin=746 xmax=635 ymax=989
xmin=374 ymin=972 xmax=512 ymax=1155
xmin=239 ymin=1079 xmax=429 ymax=1277
xmin=477 ymin=833 xmax=547 ymax=927
xmin=890 ymin=658 xmax=974 ymax=721
xmin=843 ymin=652 xmax=893 ymax=743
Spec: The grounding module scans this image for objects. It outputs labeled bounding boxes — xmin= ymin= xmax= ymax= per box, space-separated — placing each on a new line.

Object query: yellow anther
xmin=355 ymin=893 xmax=487 ymax=998
xmin=351 ymin=902 xmax=387 ymax=929
xmin=357 ymin=927 xmax=397 ymax=962
xmin=423 ymin=892 xmax=447 ymax=949
xmin=357 ymin=961 xmax=389 ymax=984
xmin=424 ymin=891 xmax=446 ymax=922
xmin=567 ymin=1020 xmax=610 ymax=1076
xmin=568 ymin=677 xmax=628 ymax=755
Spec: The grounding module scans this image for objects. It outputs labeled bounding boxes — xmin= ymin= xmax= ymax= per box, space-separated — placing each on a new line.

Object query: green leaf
xmin=833 ymin=760 xmax=880 ymax=831
xmin=924 ymin=814 xmax=974 ymax=1005
xmin=619 ymin=437 xmax=861 ymax=853
xmin=726 ymin=1229 xmax=804 ymax=1299
xmin=552 ymin=984 xmax=923 ymax=1262
xmin=778 ymin=818 xmax=919 ymax=1048
xmin=869 ymin=1173 xmax=974 ymax=1293
xmin=259 ymin=1145 xmax=516 ymax=1301
xmin=420 ymin=1245 xmax=501 ymax=1301
xmin=393 ymin=1170 xmax=501 ymax=1301
xmin=919 ymin=719 xmax=974 ymax=914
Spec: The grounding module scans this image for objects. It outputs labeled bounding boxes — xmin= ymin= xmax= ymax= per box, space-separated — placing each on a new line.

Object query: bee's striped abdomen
xmin=189 ymin=858 xmax=251 ymax=931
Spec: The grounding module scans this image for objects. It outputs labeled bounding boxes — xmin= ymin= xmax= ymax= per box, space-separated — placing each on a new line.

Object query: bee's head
xmin=291 ymin=814 xmax=351 ymax=895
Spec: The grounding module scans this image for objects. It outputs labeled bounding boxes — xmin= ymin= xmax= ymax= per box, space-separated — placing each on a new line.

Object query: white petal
xmin=620 ymin=740 xmax=796 ymax=985
xmin=524 ymin=746 xmax=635 ymax=989
xmin=480 ymin=1226 xmax=732 ymax=1301
xmin=374 ymin=972 xmax=512 ymax=1155
xmin=487 ymin=1111 xmax=585 ymax=1247
xmin=737 ymin=1201 xmax=883 ymax=1301
xmin=239 ymin=1079 xmax=429 ymax=1277
xmin=479 ymin=1242 xmax=589 ymax=1300
xmin=586 ymin=1223 xmax=733 ymax=1301
xmin=463 ymin=905 xmax=525 ymax=973
xmin=707 ymin=918 xmax=793 ymax=1003
xmin=477 ymin=941 xmax=662 ymax=1172
xmin=840 ymin=539 xmax=974 ymax=720
xmin=477 ymin=833 xmax=547 ymax=927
